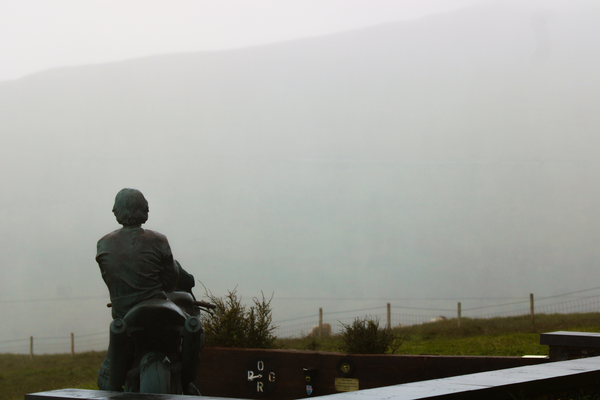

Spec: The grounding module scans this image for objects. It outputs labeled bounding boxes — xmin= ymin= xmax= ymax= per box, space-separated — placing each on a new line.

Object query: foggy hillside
xmin=1 ymin=0 xmax=600 ymax=341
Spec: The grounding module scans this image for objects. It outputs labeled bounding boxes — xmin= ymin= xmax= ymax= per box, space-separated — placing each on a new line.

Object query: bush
xmin=340 ymin=316 xmax=402 ymax=354
xmin=201 ymin=287 xmax=277 ymax=349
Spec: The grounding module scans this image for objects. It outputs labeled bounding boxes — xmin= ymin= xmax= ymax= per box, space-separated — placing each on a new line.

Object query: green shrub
xmin=340 ymin=317 xmax=402 ymax=354
xmin=201 ymin=287 xmax=277 ymax=349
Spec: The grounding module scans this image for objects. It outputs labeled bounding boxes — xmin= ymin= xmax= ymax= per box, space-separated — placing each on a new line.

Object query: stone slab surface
xmin=314 ymin=356 xmax=600 ymax=399
xmin=540 ymin=331 xmax=600 ymax=348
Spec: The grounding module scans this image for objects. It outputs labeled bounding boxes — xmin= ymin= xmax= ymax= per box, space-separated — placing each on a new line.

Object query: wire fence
xmin=3 ymin=287 xmax=600 ymax=353
xmin=273 ymin=287 xmax=600 ymax=338
xmin=0 ymin=332 xmax=108 ymax=355
xmin=275 ymin=313 xmax=433 ymax=338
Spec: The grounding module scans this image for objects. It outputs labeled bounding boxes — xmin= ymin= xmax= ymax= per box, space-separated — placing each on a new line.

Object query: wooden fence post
xmin=319 ymin=308 xmax=323 ymax=339
xmin=71 ymin=333 xmax=74 ymax=357
xmin=530 ymin=293 xmax=535 ymax=327
xmin=457 ymin=302 xmax=461 ymax=328
xmin=30 ymin=336 xmax=33 ymax=360
xmin=387 ymin=303 xmax=391 ymax=330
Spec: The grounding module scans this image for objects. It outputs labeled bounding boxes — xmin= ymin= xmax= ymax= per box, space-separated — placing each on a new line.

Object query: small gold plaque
xmin=335 ymin=378 xmax=359 ymax=392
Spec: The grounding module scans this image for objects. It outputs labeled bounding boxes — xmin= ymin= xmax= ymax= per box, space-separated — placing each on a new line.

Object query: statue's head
xmin=112 ymin=188 xmax=149 ymax=226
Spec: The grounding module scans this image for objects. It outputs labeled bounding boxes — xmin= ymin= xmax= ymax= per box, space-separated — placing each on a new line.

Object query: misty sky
xmin=2 ymin=0 xmax=600 ymax=351
xmin=2 ymin=0 xmax=498 ymax=82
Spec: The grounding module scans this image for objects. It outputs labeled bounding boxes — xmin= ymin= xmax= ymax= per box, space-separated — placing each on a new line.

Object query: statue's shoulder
xmin=143 ymin=229 xmax=169 ymax=242
xmin=97 ymin=228 xmax=122 ymax=244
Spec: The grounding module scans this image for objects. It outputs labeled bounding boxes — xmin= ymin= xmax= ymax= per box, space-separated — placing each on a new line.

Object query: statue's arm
xmin=160 ymin=246 xmax=179 ymax=292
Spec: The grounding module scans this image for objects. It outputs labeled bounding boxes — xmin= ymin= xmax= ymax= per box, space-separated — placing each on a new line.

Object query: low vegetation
xmin=201 ymin=287 xmax=277 ymax=349
xmin=3 ymin=313 xmax=600 ymax=400
xmin=339 ymin=317 xmax=402 ymax=354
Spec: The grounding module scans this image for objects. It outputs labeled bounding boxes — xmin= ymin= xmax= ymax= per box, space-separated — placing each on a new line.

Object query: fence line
xmin=0 ymin=332 xmax=109 ymax=355
xmin=4 ymin=288 xmax=600 ymax=352
xmin=274 ymin=290 xmax=600 ymax=338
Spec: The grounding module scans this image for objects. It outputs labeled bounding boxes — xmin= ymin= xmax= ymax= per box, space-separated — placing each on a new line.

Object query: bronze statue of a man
xmin=97 ymin=188 xmax=178 ymax=320
xmin=96 ymin=188 xmax=200 ymax=394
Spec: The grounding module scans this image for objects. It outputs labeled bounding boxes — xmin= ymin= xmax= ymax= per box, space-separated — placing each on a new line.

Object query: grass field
xmin=0 ymin=351 xmax=105 ymax=400
xmin=276 ymin=313 xmax=600 ymax=355
xmin=2 ymin=313 xmax=600 ymax=400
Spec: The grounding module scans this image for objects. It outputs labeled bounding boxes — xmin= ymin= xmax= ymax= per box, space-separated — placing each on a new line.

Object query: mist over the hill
xmin=1 ymin=0 xmax=600 ymax=343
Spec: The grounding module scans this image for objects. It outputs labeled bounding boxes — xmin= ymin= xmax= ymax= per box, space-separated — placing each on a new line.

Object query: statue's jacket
xmin=96 ymin=226 xmax=178 ymax=319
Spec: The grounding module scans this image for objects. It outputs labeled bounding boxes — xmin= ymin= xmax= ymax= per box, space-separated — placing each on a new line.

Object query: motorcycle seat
xmin=123 ymin=299 xmax=188 ymax=329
